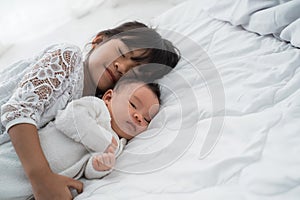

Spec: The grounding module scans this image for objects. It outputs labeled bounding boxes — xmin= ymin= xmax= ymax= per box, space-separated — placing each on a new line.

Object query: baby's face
xmin=103 ymin=83 xmax=159 ymax=139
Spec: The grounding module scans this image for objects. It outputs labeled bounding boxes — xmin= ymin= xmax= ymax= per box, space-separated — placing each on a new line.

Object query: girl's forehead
xmin=112 ymin=38 xmax=148 ymax=58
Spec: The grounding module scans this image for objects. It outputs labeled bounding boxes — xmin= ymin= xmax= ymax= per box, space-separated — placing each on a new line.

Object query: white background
xmin=0 ymin=0 xmax=183 ymax=67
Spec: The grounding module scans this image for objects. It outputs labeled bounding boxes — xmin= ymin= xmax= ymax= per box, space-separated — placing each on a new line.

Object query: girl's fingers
xmin=66 ymin=178 xmax=83 ymax=194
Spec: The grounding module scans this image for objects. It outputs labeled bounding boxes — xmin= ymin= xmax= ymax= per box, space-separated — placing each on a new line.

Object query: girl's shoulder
xmin=41 ymin=43 xmax=82 ymax=56
xmin=34 ymin=43 xmax=84 ymax=70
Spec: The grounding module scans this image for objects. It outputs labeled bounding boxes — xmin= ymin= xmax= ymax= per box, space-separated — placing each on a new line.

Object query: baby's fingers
xmin=92 ymin=155 xmax=105 ymax=170
xmin=102 ymin=153 xmax=115 ymax=168
xmin=106 ymin=145 xmax=115 ymax=154
xmin=105 ymin=137 xmax=117 ymax=153
xmin=92 ymin=153 xmax=115 ymax=171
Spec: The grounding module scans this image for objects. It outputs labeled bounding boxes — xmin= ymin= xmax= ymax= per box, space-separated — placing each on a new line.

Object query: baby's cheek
xmin=136 ymin=125 xmax=148 ymax=135
xmin=149 ymin=104 xmax=160 ymax=119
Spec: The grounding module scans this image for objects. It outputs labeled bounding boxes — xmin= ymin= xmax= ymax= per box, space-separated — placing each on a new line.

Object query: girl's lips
xmin=105 ymin=67 xmax=117 ymax=84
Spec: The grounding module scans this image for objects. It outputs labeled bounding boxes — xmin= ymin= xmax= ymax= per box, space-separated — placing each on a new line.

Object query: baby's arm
xmin=54 ymin=96 xmax=113 ymax=153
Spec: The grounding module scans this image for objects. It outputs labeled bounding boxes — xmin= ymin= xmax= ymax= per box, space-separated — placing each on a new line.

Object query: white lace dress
xmin=0 ymin=43 xmax=84 ymax=140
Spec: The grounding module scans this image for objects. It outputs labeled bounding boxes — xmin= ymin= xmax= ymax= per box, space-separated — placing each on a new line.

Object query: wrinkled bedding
xmin=75 ymin=0 xmax=300 ymax=199
xmin=199 ymin=0 xmax=300 ymax=48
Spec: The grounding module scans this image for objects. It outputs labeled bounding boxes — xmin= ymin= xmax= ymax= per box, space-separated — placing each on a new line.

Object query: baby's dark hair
xmin=90 ymin=21 xmax=181 ymax=77
xmin=114 ymin=77 xmax=161 ymax=104
xmin=145 ymin=83 xmax=161 ymax=104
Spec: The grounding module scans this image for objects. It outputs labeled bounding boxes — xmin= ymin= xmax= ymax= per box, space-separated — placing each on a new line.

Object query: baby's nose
xmin=133 ymin=113 xmax=142 ymax=123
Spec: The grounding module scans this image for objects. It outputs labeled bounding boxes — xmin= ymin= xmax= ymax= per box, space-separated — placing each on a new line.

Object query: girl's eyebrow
xmin=118 ymin=40 xmax=132 ymax=54
xmin=118 ymin=46 xmax=135 ymax=58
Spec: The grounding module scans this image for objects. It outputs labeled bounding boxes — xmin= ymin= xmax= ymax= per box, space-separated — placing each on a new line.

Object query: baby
xmin=0 ymin=77 xmax=160 ymax=200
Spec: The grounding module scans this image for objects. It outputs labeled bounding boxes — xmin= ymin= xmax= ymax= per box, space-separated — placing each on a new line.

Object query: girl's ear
xmin=92 ymin=34 xmax=105 ymax=48
xmin=102 ymin=89 xmax=113 ymax=105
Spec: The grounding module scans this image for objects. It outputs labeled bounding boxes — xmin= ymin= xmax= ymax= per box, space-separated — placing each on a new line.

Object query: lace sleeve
xmin=1 ymin=44 xmax=82 ymax=131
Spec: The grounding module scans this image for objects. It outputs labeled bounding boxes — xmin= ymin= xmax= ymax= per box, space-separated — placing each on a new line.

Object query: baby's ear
xmin=102 ymin=89 xmax=113 ymax=104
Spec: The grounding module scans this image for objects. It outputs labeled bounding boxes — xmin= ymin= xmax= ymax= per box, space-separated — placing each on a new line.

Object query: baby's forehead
xmin=116 ymin=82 xmax=148 ymax=95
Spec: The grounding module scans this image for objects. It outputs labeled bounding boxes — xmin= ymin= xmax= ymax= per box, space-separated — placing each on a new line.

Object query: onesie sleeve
xmin=1 ymin=44 xmax=82 ymax=131
xmin=54 ymin=96 xmax=113 ymax=153
xmin=84 ymin=155 xmax=112 ymax=179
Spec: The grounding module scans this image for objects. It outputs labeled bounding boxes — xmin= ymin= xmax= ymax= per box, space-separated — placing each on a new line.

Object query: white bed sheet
xmin=75 ymin=0 xmax=300 ymax=199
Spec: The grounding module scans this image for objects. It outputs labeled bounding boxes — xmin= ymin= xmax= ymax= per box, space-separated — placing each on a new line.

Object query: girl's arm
xmin=2 ymin=44 xmax=84 ymax=199
xmin=9 ymin=123 xmax=83 ymax=199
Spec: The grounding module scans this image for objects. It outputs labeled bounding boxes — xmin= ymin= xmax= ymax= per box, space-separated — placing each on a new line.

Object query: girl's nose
xmin=114 ymin=60 xmax=131 ymax=75
xmin=114 ymin=61 xmax=124 ymax=75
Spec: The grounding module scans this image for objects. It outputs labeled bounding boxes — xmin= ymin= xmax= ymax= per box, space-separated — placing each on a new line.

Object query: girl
xmin=0 ymin=21 xmax=180 ymax=199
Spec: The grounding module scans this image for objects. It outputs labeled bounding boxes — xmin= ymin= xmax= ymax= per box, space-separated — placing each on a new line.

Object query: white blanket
xmin=199 ymin=0 xmax=300 ymax=48
xmin=75 ymin=0 xmax=300 ymax=199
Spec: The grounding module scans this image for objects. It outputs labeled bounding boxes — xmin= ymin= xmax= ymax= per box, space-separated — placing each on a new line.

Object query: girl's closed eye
xmin=118 ymin=48 xmax=126 ymax=58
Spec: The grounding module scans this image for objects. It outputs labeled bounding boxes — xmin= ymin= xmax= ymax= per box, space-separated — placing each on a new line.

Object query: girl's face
xmin=88 ymin=38 xmax=145 ymax=92
xmin=103 ymin=83 xmax=160 ymax=140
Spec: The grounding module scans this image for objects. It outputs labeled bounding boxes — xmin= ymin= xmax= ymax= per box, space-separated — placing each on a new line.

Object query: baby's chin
xmin=118 ymin=131 xmax=134 ymax=140
xmin=112 ymin=126 xmax=134 ymax=140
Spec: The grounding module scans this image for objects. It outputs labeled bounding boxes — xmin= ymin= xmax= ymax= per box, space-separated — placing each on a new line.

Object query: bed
xmin=71 ymin=0 xmax=300 ymax=199
xmin=72 ymin=0 xmax=300 ymax=199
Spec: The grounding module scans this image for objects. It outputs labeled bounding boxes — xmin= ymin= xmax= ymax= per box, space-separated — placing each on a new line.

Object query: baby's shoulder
xmin=73 ymin=96 xmax=105 ymax=109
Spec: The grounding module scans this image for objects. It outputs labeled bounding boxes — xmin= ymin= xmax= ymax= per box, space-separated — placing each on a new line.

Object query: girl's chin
xmin=98 ymin=78 xmax=113 ymax=92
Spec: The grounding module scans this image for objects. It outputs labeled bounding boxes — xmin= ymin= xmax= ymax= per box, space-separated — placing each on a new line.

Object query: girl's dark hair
xmin=90 ymin=21 xmax=181 ymax=77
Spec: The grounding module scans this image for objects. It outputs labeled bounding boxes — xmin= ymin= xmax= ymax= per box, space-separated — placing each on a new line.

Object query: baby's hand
xmin=92 ymin=153 xmax=116 ymax=171
xmin=105 ymin=137 xmax=118 ymax=153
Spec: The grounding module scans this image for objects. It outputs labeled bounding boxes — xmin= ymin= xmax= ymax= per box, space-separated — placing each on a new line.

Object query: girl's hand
xmin=30 ymin=170 xmax=83 ymax=200
xmin=8 ymin=124 xmax=82 ymax=199
xmin=92 ymin=152 xmax=116 ymax=171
